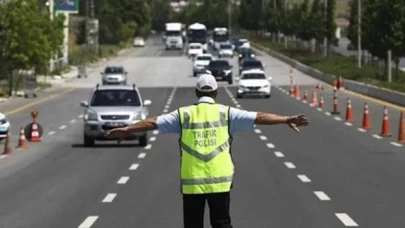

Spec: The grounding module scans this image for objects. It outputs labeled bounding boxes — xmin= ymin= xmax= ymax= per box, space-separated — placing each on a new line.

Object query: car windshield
xmin=90 ymin=90 xmax=141 ymax=107
xmin=190 ymin=45 xmax=201 ymax=49
xmin=196 ymin=56 xmax=212 ymax=61
xmin=241 ymin=73 xmax=266 ymax=79
xmin=209 ymin=61 xmax=229 ymax=67
xmin=105 ymin=67 xmax=124 ymax=74
xmin=135 ymin=38 xmax=142 ymax=41
xmin=241 ymin=49 xmax=252 ymax=54
xmin=220 ymin=44 xmax=232 ymax=49
xmin=243 ymin=61 xmax=262 ymax=67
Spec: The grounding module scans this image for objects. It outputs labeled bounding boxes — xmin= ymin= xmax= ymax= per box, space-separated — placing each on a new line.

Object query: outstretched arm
xmin=125 ymin=117 xmax=158 ymax=133
xmin=255 ymin=112 xmax=309 ymax=132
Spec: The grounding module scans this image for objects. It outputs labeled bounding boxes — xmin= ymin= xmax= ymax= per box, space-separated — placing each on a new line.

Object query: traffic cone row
xmin=302 ymin=90 xmax=308 ymax=103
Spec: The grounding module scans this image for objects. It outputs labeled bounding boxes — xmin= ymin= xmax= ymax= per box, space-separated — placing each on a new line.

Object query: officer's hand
xmin=286 ymin=114 xmax=309 ymax=132
xmin=105 ymin=127 xmax=129 ymax=143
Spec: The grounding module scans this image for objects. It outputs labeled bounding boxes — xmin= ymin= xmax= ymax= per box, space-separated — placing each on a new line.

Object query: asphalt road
xmin=0 ymin=36 xmax=404 ymax=228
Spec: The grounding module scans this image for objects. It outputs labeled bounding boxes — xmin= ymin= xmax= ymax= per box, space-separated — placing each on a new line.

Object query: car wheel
xmin=237 ymin=94 xmax=242 ymax=99
xmin=139 ymin=134 xmax=148 ymax=147
xmin=228 ymin=79 xmax=233 ymax=85
xmin=193 ymin=72 xmax=197 ymax=77
xmin=265 ymin=94 xmax=271 ymax=98
xmin=83 ymin=133 xmax=95 ymax=147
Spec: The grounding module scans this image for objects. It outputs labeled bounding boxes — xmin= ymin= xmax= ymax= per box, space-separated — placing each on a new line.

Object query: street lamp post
xmin=228 ymin=0 xmax=232 ymax=34
xmin=357 ymin=0 xmax=361 ymax=68
xmin=323 ymin=0 xmax=328 ymax=57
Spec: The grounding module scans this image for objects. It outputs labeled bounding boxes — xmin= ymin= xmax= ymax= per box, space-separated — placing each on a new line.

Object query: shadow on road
xmin=71 ymin=143 xmax=141 ymax=148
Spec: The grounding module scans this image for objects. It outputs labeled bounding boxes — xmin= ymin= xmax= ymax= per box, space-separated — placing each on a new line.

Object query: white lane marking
xmin=129 ymin=163 xmax=139 ymax=170
xmin=254 ymin=129 xmax=262 ymax=134
xmin=150 ymin=136 xmax=156 ymax=141
xmin=163 ymin=109 xmax=168 ymax=113
xmin=138 ymin=152 xmax=146 ymax=159
xmin=236 ymin=104 xmax=241 ymax=108
xmin=165 ymin=105 xmax=170 ymax=109
xmin=153 ymin=130 xmax=159 ymax=135
xmin=144 ymin=144 xmax=152 ymax=150
xmin=325 ymin=112 xmax=331 ymax=116
xmin=78 ymin=114 xmax=84 ymax=118
xmin=102 ymin=193 xmax=117 ymax=203
xmin=0 ymin=155 xmax=8 ymax=160
xmin=274 ymin=151 xmax=284 ymax=157
xmin=334 ymin=117 xmax=342 ymax=121
xmin=117 ymin=176 xmax=129 ymax=184
xmin=345 ymin=122 xmax=353 ymax=126
xmin=302 ymin=100 xmax=307 ymax=103
xmin=48 ymin=131 xmax=56 ymax=135
xmin=78 ymin=216 xmax=99 ymax=228
xmin=391 ymin=142 xmax=404 ymax=147
xmin=357 ymin=128 xmax=366 ymax=132
xmin=316 ymin=108 xmax=322 ymax=111
xmin=59 ymin=125 xmax=66 ymax=130
xmin=335 ymin=213 xmax=359 ymax=226
xmin=70 ymin=119 xmax=76 ymax=123
xmin=297 ymin=175 xmax=311 ymax=183
xmin=259 ymin=135 xmax=267 ymax=140
xmin=314 ymin=191 xmax=331 ymax=201
xmin=372 ymin=134 xmax=382 ymax=139
xmin=266 ymin=143 xmax=275 ymax=148
xmin=284 ymin=162 xmax=296 ymax=169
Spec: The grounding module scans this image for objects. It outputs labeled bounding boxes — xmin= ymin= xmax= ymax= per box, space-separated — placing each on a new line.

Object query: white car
xmin=193 ymin=53 xmax=213 ymax=76
xmin=188 ymin=43 xmax=203 ymax=59
xmin=218 ymin=43 xmax=234 ymax=58
xmin=238 ymin=39 xmax=251 ymax=49
xmin=236 ymin=69 xmax=272 ymax=98
xmin=0 ymin=112 xmax=10 ymax=141
xmin=133 ymin=37 xmax=145 ymax=47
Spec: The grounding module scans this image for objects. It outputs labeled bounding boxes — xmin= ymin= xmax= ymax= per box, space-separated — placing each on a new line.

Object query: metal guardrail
xmin=251 ymin=42 xmax=405 ymax=107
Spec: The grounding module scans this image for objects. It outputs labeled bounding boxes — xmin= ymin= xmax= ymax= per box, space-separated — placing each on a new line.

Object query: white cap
xmin=196 ymin=74 xmax=218 ymax=92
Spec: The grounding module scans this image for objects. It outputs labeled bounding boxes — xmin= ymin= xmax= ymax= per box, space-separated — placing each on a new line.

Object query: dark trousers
xmin=183 ymin=192 xmax=233 ymax=228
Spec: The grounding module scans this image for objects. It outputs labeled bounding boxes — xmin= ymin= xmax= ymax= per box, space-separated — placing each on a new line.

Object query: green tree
xmin=297 ymin=0 xmax=312 ymax=42
xmin=150 ymin=0 xmax=170 ymax=31
xmin=308 ymin=0 xmax=325 ymax=42
xmin=347 ymin=0 xmax=359 ymax=48
xmin=238 ymin=0 xmax=262 ymax=32
xmin=325 ymin=0 xmax=337 ymax=54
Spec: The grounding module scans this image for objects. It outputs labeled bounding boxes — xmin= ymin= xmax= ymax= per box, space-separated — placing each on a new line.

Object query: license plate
xmin=0 ymin=126 xmax=7 ymax=131
xmin=105 ymin=122 xmax=125 ymax=127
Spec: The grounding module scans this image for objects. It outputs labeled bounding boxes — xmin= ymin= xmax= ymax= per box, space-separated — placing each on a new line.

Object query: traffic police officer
xmin=105 ymin=74 xmax=309 ymax=228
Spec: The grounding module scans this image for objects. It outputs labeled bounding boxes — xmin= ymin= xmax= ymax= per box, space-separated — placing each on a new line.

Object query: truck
xmin=213 ymin=27 xmax=229 ymax=50
xmin=165 ymin=22 xmax=184 ymax=50
xmin=187 ymin=23 xmax=208 ymax=53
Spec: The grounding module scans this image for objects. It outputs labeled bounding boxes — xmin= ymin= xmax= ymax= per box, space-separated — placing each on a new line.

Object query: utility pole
xmin=323 ymin=0 xmax=328 ymax=57
xmin=228 ymin=0 xmax=232 ymax=34
xmin=357 ymin=0 xmax=362 ymax=68
xmin=47 ymin=0 xmax=54 ymax=72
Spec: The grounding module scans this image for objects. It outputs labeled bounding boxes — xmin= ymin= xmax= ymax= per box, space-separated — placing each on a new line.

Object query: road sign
xmin=55 ymin=0 xmax=79 ymax=13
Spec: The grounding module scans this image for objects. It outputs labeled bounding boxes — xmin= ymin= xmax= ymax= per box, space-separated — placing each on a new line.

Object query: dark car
xmin=238 ymin=48 xmax=255 ymax=62
xmin=206 ymin=60 xmax=233 ymax=84
xmin=239 ymin=58 xmax=264 ymax=75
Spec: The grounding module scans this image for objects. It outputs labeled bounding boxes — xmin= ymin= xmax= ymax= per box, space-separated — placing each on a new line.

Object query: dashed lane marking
xmin=59 ymin=125 xmax=66 ymax=130
xmin=325 ymin=112 xmax=331 ymax=116
xmin=314 ymin=191 xmax=331 ymax=201
xmin=150 ymin=136 xmax=156 ymax=141
xmin=163 ymin=109 xmax=168 ymax=113
xmin=144 ymin=144 xmax=152 ymax=150
xmin=266 ymin=143 xmax=275 ymax=148
xmin=117 ymin=176 xmax=129 ymax=184
xmin=284 ymin=162 xmax=296 ymax=169
xmin=236 ymin=104 xmax=241 ymax=108
xmin=274 ymin=151 xmax=284 ymax=157
xmin=165 ymin=105 xmax=170 ymax=109
xmin=138 ymin=152 xmax=146 ymax=159
xmin=334 ymin=117 xmax=342 ymax=121
xmin=78 ymin=216 xmax=99 ymax=228
xmin=372 ymin=134 xmax=382 ymax=139
xmin=78 ymin=114 xmax=84 ymax=118
xmin=48 ymin=131 xmax=55 ymax=135
xmin=357 ymin=128 xmax=366 ymax=132
xmin=316 ymin=108 xmax=322 ymax=111
xmin=129 ymin=163 xmax=139 ymax=170
xmin=70 ymin=119 xmax=76 ymax=123
xmin=254 ymin=129 xmax=262 ymax=134
xmin=345 ymin=122 xmax=353 ymax=126
xmin=390 ymin=142 xmax=403 ymax=147
xmin=297 ymin=175 xmax=311 ymax=183
xmin=0 ymin=155 xmax=8 ymax=160
xmin=335 ymin=213 xmax=359 ymax=226
xmin=259 ymin=135 xmax=267 ymax=140
xmin=102 ymin=193 xmax=117 ymax=203
xmin=153 ymin=130 xmax=159 ymax=135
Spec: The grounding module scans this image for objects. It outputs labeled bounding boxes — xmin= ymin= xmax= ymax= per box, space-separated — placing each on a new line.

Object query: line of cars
xmin=80 ymin=66 xmax=152 ymax=147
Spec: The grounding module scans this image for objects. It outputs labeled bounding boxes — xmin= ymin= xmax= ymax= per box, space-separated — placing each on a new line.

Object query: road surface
xmin=0 ymin=35 xmax=404 ymax=228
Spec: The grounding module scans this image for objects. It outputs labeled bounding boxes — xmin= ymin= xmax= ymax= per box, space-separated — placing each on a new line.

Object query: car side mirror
xmin=205 ymin=70 xmax=212 ymax=74
xmin=80 ymin=100 xmax=89 ymax=107
xmin=144 ymin=100 xmax=152 ymax=106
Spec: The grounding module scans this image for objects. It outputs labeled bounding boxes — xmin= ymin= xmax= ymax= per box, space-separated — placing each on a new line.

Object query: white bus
xmin=187 ymin=23 xmax=208 ymax=53
xmin=165 ymin=22 xmax=183 ymax=50
xmin=213 ymin=27 xmax=229 ymax=50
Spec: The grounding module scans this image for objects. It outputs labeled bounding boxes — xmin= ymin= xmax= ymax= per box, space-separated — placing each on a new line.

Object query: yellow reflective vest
xmin=178 ymin=103 xmax=234 ymax=194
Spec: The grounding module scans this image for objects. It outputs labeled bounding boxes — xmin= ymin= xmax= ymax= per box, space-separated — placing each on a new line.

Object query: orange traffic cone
xmin=31 ymin=123 xmax=41 ymax=142
xmin=302 ymin=90 xmax=308 ymax=103
xmin=319 ymin=95 xmax=324 ymax=109
xmin=294 ymin=83 xmax=300 ymax=99
xmin=380 ymin=106 xmax=392 ymax=137
xmin=3 ymin=132 xmax=12 ymax=155
xmin=310 ymin=90 xmax=318 ymax=106
xmin=362 ymin=103 xmax=371 ymax=130
xmin=397 ymin=111 xmax=405 ymax=143
xmin=338 ymin=76 xmax=344 ymax=90
xmin=345 ymin=98 xmax=354 ymax=122
xmin=17 ymin=127 xmax=28 ymax=148
xmin=289 ymin=83 xmax=294 ymax=96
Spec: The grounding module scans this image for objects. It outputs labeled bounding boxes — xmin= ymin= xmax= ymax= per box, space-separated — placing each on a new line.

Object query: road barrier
xmin=251 ymin=42 xmax=405 ymax=107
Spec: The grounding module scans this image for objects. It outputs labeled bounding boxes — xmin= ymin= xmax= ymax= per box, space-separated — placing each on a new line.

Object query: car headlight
xmin=239 ymin=54 xmax=242 ymax=58
xmin=263 ymin=85 xmax=269 ymax=88
xmin=84 ymin=110 xmax=97 ymax=121
xmin=133 ymin=113 xmax=146 ymax=121
xmin=251 ymin=54 xmax=255 ymax=57
xmin=224 ymin=69 xmax=232 ymax=74
xmin=0 ymin=118 xmax=7 ymax=124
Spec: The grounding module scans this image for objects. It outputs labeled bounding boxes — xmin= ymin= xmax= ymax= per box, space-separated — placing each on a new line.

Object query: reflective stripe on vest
xmin=179 ymin=103 xmax=234 ymax=194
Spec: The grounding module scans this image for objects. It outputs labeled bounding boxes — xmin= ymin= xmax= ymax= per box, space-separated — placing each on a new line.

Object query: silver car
xmin=80 ymin=84 xmax=152 ymax=147
xmin=101 ymin=66 xmax=128 ymax=85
